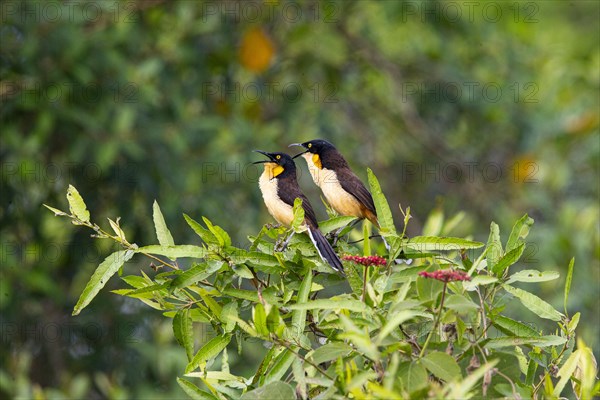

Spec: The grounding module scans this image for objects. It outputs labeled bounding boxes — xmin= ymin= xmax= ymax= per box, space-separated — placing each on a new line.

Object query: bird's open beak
xmin=288 ymin=143 xmax=308 ymax=159
xmin=252 ymin=150 xmax=275 ymax=164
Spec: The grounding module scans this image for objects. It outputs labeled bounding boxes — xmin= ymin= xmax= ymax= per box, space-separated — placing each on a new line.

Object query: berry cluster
xmin=418 ymin=269 xmax=471 ymax=282
xmin=342 ymin=255 xmax=388 ymax=266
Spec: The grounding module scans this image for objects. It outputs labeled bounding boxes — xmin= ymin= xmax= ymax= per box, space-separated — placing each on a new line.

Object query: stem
xmin=419 ymin=282 xmax=448 ymax=359
xmin=361 ymin=265 xmax=369 ymax=303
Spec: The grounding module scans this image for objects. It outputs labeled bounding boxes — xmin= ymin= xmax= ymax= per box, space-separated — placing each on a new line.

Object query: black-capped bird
xmin=289 ymin=139 xmax=381 ymax=229
xmin=253 ymin=150 xmax=344 ymax=273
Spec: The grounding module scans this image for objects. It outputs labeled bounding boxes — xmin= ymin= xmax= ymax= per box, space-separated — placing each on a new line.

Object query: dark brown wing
xmin=277 ymin=176 xmax=319 ymax=229
xmin=336 ymin=168 xmax=377 ymax=216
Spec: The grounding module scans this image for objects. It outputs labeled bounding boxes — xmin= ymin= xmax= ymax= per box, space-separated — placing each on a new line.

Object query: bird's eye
xmin=307 ymin=143 xmax=312 ymax=148
xmin=276 ymin=155 xmax=281 ymax=160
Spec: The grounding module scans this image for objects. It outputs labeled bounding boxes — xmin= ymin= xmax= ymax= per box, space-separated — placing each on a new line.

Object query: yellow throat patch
xmin=312 ymin=153 xmax=322 ymax=169
xmin=265 ymin=163 xmax=284 ymax=179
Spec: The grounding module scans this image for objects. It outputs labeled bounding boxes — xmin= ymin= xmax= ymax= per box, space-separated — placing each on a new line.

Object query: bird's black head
xmin=253 ymin=150 xmax=296 ymax=178
xmin=289 ymin=139 xmax=336 ymax=157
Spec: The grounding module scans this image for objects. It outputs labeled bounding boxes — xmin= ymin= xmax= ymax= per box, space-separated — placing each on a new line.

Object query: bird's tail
xmin=307 ymin=228 xmax=344 ymax=274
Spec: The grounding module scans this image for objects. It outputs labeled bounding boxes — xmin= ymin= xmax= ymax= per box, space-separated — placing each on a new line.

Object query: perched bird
xmin=253 ymin=150 xmax=344 ymax=273
xmin=289 ymin=139 xmax=380 ymax=229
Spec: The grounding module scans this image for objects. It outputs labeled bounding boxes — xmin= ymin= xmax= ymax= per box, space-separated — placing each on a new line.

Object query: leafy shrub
xmin=45 ymin=171 xmax=598 ymax=399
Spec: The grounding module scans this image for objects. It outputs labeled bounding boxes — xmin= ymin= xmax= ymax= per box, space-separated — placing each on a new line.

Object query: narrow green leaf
xmin=376 ymin=310 xmax=424 ymax=344
xmin=186 ymin=334 xmax=232 ymax=373
xmin=72 ymin=250 xmax=134 ymax=315
xmin=66 ymin=185 xmax=90 ymax=222
xmin=221 ymin=301 xmax=238 ymax=333
xmin=318 ymin=216 xmax=357 ymax=235
xmin=506 ymin=214 xmax=534 ymax=252
xmin=553 ymin=349 xmax=581 ymax=397
xmin=486 ymin=222 xmax=502 ymax=267
xmin=407 ymin=236 xmax=484 ymax=251
xmin=286 ymin=298 xmax=371 ymax=313
xmin=444 ymin=294 xmax=479 ymax=313
xmin=421 ymin=351 xmax=462 ymax=382
xmin=492 ymin=243 xmax=525 ymax=276
xmin=291 ymin=270 xmax=312 ymax=338
xmin=240 ymin=381 xmax=295 ymax=400
xmin=153 ymin=200 xmax=175 ymax=246
xmin=493 ymin=315 xmax=540 ymax=337
xmin=264 ymin=349 xmax=295 ymax=384
xmin=503 ymin=285 xmax=564 ymax=321
xmin=309 ymin=343 xmax=353 ymax=364
xmin=506 ymin=269 xmax=560 ymax=284
xmin=43 ymin=204 xmax=68 ymax=217
xmin=367 ymin=168 xmax=396 ymax=234
xmin=463 ymin=275 xmax=498 ymax=291
xmin=484 ymin=335 xmax=566 ymax=349
xmin=202 ymin=217 xmax=231 ymax=247
xmin=445 ymin=361 xmax=498 ymax=399
xmin=222 ymin=288 xmax=260 ymax=302
xmin=253 ymin=303 xmax=269 ymax=336
xmin=170 ymin=261 xmax=224 ymax=289
xmin=176 ymin=377 xmax=219 ymax=400
xmin=137 ymin=244 xmax=206 ymax=259
xmin=422 ymin=207 xmax=444 ymax=236
xmin=291 ymin=198 xmax=305 ymax=233
xmin=564 ymin=257 xmax=575 ymax=314
xmin=173 ymin=308 xmax=194 ymax=361
xmin=183 ymin=214 xmax=218 ymax=245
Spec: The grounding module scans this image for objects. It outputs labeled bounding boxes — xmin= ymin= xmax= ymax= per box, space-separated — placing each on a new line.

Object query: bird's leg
xmin=328 ymin=218 xmax=362 ymax=246
xmin=275 ymin=231 xmax=295 ymax=252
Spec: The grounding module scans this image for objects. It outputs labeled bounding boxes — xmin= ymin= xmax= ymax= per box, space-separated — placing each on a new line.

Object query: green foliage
xmin=46 ymin=180 xmax=598 ymax=399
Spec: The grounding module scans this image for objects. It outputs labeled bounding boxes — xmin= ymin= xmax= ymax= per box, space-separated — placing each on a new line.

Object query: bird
xmin=289 ymin=139 xmax=380 ymax=229
xmin=253 ymin=150 xmax=344 ymax=273
xmin=289 ymin=138 xmax=405 ymax=257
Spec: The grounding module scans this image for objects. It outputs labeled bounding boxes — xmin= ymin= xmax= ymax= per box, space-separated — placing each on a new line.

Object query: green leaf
xmin=253 ymin=303 xmax=269 ymax=336
xmin=503 ymin=285 xmax=564 ymax=321
xmin=486 ymin=222 xmax=502 ymax=267
xmin=444 ymin=360 xmax=498 ymax=399
xmin=202 ymin=216 xmax=231 ymax=247
xmin=66 ymin=185 xmax=90 ymax=223
xmin=564 ymin=257 xmax=574 ymax=314
xmin=153 ymin=200 xmax=175 ymax=246
xmin=291 ymin=198 xmax=305 ymax=233
xmin=286 ymin=298 xmax=372 ymax=313
xmin=463 ymin=275 xmax=498 ymax=290
xmin=176 ymin=377 xmax=219 ymax=400
xmin=318 ymin=216 xmax=357 ymax=235
xmin=491 ymin=242 xmax=525 ymax=276
xmin=553 ymin=349 xmax=581 ymax=397
xmin=367 ymin=168 xmax=395 ymax=234
xmin=309 ymin=342 xmax=353 ymax=364
xmin=493 ymin=315 xmax=540 ymax=337
xmin=137 ymin=244 xmax=206 ymax=259
xmin=173 ymin=308 xmax=194 ymax=361
xmin=170 ymin=261 xmax=224 ymax=289
xmin=506 ymin=269 xmax=560 ymax=284
xmin=421 ymin=351 xmax=461 ymax=382
xmin=506 ymin=214 xmax=534 ymax=252
xmin=406 ymin=236 xmax=484 ymax=251
xmin=43 ymin=204 xmax=68 ymax=217
xmin=183 ymin=214 xmax=218 ymax=245
xmin=264 ymin=349 xmax=295 ymax=384
xmin=422 ymin=207 xmax=444 ymax=236
xmin=444 ymin=294 xmax=479 ymax=313
xmin=376 ymin=310 xmax=425 ymax=344
xmin=72 ymin=250 xmax=134 ymax=315
xmin=291 ymin=270 xmax=312 ymax=338
xmin=240 ymin=381 xmax=295 ymax=400
xmin=484 ymin=335 xmax=567 ymax=349
xmin=398 ymin=361 xmax=428 ymax=393
xmin=222 ymin=288 xmax=260 ymax=302
xmin=221 ymin=301 xmax=238 ymax=333
xmin=186 ymin=334 xmax=232 ymax=373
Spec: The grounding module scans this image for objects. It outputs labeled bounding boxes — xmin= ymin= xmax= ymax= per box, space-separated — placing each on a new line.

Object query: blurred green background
xmin=1 ymin=0 xmax=598 ymax=398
